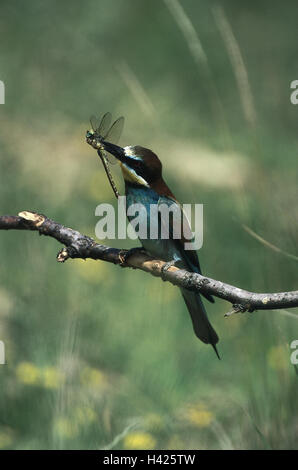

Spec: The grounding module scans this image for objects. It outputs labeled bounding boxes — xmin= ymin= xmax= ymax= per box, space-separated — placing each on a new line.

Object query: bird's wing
xmin=157 ymin=195 xmax=214 ymax=303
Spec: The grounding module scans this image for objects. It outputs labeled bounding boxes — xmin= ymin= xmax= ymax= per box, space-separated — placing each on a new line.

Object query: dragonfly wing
xmin=90 ymin=115 xmax=101 ymax=132
xmin=104 ymin=116 xmax=125 ymax=164
xmin=104 ymin=116 xmax=124 ymax=144
xmin=98 ymin=112 xmax=112 ymax=138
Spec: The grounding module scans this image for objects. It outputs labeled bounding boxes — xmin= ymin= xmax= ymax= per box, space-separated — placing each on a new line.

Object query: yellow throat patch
xmin=120 ymin=162 xmax=149 ymax=187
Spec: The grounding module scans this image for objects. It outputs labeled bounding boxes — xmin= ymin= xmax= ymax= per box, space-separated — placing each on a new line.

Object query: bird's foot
xmin=118 ymin=247 xmax=147 ymax=267
xmin=161 ymin=259 xmax=177 ymax=281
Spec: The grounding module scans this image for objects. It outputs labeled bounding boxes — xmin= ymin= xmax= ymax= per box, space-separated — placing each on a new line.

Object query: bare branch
xmin=1 ymin=211 xmax=298 ymax=314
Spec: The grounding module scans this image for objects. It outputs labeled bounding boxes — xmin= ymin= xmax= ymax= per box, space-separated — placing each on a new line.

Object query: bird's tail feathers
xmin=181 ymin=288 xmax=219 ymax=357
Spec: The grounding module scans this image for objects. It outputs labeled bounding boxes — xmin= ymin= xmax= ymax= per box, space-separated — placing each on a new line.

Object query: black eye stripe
xmin=126 ymin=157 xmax=143 ymax=168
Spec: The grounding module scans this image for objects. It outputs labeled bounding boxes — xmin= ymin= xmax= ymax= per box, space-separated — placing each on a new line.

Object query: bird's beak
xmin=101 ymin=141 xmax=125 ymax=162
xmin=102 ymin=141 xmax=149 ymax=187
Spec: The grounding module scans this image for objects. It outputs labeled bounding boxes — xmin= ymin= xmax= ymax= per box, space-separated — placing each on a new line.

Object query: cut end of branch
xmin=18 ymin=211 xmax=45 ymax=227
xmin=57 ymin=248 xmax=69 ymax=263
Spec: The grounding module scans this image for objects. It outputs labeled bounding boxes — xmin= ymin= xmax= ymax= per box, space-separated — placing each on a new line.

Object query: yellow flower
xmin=73 ymin=406 xmax=97 ymax=426
xmin=16 ymin=362 xmax=40 ymax=385
xmin=54 ymin=418 xmax=78 ymax=439
xmin=80 ymin=366 xmax=105 ymax=388
xmin=42 ymin=367 xmax=64 ymax=389
xmin=267 ymin=345 xmax=288 ymax=371
xmin=124 ymin=432 xmax=156 ymax=450
xmin=185 ymin=405 xmax=214 ymax=428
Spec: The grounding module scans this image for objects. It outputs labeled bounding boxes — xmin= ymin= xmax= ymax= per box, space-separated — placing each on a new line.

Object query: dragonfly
xmin=86 ymin=112 xmax=124 ymax=198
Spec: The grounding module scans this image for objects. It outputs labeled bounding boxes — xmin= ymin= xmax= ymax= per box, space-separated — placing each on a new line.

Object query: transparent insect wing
xmin=97 ymin=112 xmax=112 ymax=138
xmin=104 ymin=116 xmax=125 ymax=164
xmin=90 ymin=115 xmax=100 ymax=133
xmin=104 ymin=116 xmax=124 ymax=144
xmin=103 ymin=150 xmax=117 ymax=165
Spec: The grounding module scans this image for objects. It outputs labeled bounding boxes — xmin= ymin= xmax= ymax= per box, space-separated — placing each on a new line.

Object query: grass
xmin=0 ymin=0 xmax=297 ymax=450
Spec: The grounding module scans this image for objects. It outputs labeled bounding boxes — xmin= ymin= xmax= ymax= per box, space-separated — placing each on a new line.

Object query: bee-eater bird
xmin=99 ymin=141 xmax=219 ymax=358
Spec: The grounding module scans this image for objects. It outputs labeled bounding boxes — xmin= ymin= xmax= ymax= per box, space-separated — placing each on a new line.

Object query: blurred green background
xmin=0 ymin=0 xmax=297 ymax=450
